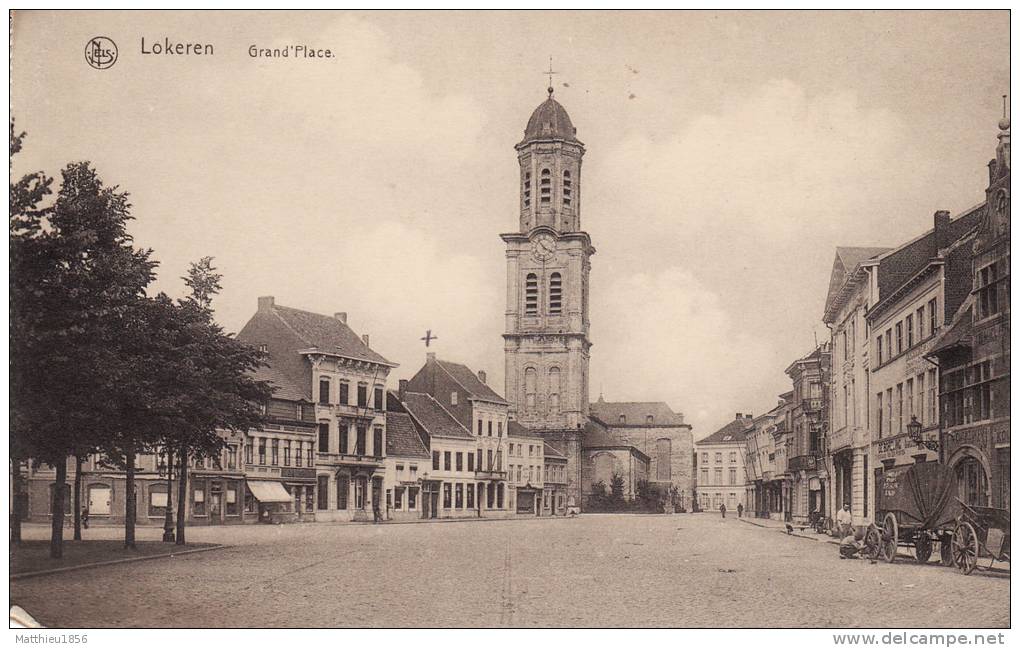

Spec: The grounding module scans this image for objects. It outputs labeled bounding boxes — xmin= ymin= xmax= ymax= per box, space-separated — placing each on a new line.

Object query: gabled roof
xmin=508 ymin=420 xmax=543 ymax=439
xmin=251 ymin=362 xmax=307 ymax=402
xmin=928 ymin=294 xmax=975 ymax=356
xmin=401 ymin=392 xmax=474 ymax=440
xmin=590 ymin=398 xmax=687 ymax=427
xmin=385 ymin=412 xmax=430 ymax=459
xmin=697 ymin=418 xmax=753 ymax=446
xmin=875 ymin=205 xmax=984 ymax=300
xmin=822 ymin=247 xmax=890 ymax=323
xmin=436 ymin=359 xmax=507 ymax=405
xmin=273 ymin=304 xmax=395 ymax=366
xmin=543 ymin=442 xmax=567 ymax=460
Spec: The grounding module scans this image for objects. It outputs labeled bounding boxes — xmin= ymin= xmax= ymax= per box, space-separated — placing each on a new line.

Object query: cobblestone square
xmin=11 ymin=514 xmax=1009 ymax=628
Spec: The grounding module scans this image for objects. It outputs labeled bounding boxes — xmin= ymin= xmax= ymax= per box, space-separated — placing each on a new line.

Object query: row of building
xmin=19 ymin=86 xmax=699 ymax=526
xmin=695 ymin=111 xmax=1011 ymax=526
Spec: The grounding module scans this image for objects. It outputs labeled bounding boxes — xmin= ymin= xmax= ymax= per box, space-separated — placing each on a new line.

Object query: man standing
xmin=836 ymin=504 xmax=852 ymax=538
xmin=737 ymin=502 xmax=744 ymax=518
xmin=719 ymin=503 xmax=727 ymax=518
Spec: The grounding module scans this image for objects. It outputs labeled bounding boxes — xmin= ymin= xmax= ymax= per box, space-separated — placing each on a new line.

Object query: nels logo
xmin=85 ymin=37 xmax=118 ymax=70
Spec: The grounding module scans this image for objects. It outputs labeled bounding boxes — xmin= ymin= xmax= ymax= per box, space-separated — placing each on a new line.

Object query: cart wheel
xmin=940 ymin=534 xmax=954 ymax=566
xmin=864 ymin=526 xmax=883 ymax=560
xmin=952 ymin=522 xmax=978 ymax=575
xmin=882 ymin=512 xmax=898 ymax=563
xmin=914 ymin=532 xmax=932 ymax=563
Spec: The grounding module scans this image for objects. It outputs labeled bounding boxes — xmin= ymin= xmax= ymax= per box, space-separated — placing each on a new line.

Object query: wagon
xmin=866 ymin=462 xmax=962 ymax=565
xmin=950 ymin=499 xmax=1011 ymax=575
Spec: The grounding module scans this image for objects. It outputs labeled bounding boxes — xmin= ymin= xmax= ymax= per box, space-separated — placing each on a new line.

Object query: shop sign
xmin=875 ymin=434 xmax=908 ymax=460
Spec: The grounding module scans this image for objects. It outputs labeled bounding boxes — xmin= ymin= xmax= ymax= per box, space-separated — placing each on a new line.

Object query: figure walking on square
xmin=81 ymin=506 xmax=89 ymax=530
xmin=719 ymin=503 xmax=726 ymax=518
xmin=737 ymin=503 xmax=743 ymax=518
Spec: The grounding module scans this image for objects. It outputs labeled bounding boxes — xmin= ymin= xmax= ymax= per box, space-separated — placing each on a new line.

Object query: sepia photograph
xmin=6 ymin=8 xmax=1012 ymax=638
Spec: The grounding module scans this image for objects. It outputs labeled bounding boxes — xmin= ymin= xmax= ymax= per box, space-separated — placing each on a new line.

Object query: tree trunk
xmin=11 ymin=458 xmax=23 ymax=545
xmin=176 ymin=447 xmax=188 ymax=545
xmin=125 ymin=447 xmax=136 ymax=549
xmin=73 ymin=455 xmax=83 ymax=541
xmin=163 ymin=447 xmax=174 ymax=542
xmin=50 ymin=457 xmax=67 ymax=559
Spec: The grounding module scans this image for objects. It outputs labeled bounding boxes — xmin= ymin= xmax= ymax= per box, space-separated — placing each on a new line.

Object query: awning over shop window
xmin=247 ymin=480 xmax=292 ymax=503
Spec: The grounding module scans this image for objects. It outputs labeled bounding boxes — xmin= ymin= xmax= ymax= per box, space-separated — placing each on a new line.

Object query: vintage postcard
xmin=7 ymin=8 xmax=1011 ymax=638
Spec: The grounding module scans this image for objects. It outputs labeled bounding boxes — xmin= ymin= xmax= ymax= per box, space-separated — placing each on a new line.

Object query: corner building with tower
xmin=502 ymin=89 xmax=693 ymax=510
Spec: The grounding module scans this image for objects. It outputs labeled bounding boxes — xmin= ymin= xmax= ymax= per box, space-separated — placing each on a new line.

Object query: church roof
xmin=590 ymin=399 xmax=687 ymax=427
xmin=520 ymin=92 xmax=579 ymax=146
xmin=582 ymin=419 xmax=651 ymax=461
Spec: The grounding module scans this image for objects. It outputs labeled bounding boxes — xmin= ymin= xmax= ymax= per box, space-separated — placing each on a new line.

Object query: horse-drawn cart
xmin=867 ymin=462 xmax=961 ymax=565
xmin=951 ymin=499 xmax=1010 ymax=575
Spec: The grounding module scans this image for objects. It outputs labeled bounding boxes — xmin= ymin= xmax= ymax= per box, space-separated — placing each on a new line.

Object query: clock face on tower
xmin=531 ymin=233 xmax=556 ymax=261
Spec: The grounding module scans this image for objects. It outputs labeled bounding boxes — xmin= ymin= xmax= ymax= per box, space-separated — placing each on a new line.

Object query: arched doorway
xmin=954 ymin=454 xmax=990 ymax=507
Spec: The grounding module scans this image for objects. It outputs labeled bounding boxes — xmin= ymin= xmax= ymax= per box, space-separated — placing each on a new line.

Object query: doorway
xmin=88 ymin=484 xmax=111 ymax=516
xmin=208 ymin=482 xmax=223 ymax=523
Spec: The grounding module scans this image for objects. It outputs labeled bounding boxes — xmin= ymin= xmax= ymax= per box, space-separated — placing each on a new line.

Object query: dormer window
xmin=525 ymin=274 xmax=538 ymax=315
xmin=523 ymin=171 xmax=532 ymax=208
xmin=258 ymin=344 xmax=268 ymax=353
xmin=563 ymin=170 xmax=572 ymax=206
xmin=549 ymin=273 xmax=562 ymax=314
xmin=646 ymin=415 xmax=654 ymax=424
xmin=451 ymin=391 xmax=458 ymax=406
xmin=619 ymin=415 xmax=626 ymax=424
xmin=540 ymin=169 xmax=551 ymax=204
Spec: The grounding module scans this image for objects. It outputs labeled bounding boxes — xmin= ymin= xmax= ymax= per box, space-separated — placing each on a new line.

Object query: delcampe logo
xmin=84 ymin=37 xmax=118 ymax=70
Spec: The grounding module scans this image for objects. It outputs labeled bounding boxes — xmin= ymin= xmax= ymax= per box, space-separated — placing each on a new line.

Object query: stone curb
xmin=738 ymin=517 xmax=839 ymax=543
xmin=10 ymin=544 xmax=226 ymax=581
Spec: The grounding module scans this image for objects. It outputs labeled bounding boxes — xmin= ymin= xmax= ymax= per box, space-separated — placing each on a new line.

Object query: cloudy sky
xmin=11 ymin=10 xmax=1009 ymax=438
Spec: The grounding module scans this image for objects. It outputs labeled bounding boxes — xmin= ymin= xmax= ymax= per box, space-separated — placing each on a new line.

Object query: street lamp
xmin=159 ymin=448 xmax=175 ymax=543
xmin=907 ymin=415 xmax=939 ymax=453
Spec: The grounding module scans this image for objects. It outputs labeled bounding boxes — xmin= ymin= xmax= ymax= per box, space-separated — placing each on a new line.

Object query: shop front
xmin=246 ymin=480 xmax=296 ymax=523
xmin=516 ymin=485 xmax=539 ymax=515
xmin=942 ymin=421 xmax=1010 ymax=511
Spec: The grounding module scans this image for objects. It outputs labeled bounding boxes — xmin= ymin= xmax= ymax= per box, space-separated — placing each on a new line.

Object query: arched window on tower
xmin=525 ymin=367 xmax=537 ymax=412
xmin=548 ymin=367 xmax=561 ymax=414
xmin=549 ymin=273 xmax=562 ymax=315
xmin=523 ymin=171 xmax=531 ymax=208
xmin=540 ymin=169 xmax=551 ymax=204
xmin=525 ymin=274 xmax=538 ymax=315
xmin=562 ymin=170 xmax=572 ymax=207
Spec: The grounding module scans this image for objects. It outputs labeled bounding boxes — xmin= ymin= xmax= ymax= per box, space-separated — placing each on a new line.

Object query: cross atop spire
xmin=545 ymin=56 xmax=557 ymax=96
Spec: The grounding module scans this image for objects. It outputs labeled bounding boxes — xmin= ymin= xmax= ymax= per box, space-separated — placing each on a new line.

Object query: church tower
xmin=502 ymin=87 xmax=595 ymax=503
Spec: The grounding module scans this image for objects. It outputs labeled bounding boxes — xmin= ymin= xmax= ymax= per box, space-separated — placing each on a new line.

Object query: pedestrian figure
xmin=737 ymin=503 xmax=743 ymax=518
xmin=81 ymin=506 xmax=89 ymax=530
xmin=836 ymin=504 xmax=852 ymax=538
xmin=839 ymin=525 xmax=869 ymax=559
xmin=719 ymin=503 xmax=726 ymax=518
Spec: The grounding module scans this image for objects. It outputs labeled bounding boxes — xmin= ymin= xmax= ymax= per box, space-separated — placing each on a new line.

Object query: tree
xmin=609 ymin=473 xmax=625 ymax=503
xmin=11 ymin=150 xmax=157 ymax=558
xmin=158 ymin=258 xmax=271 ymax=544
xmin=9 ymin=123 xmax=53 ymax=546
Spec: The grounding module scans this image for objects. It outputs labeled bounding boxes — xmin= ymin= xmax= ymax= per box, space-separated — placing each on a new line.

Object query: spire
xmin=997 ymin=94 xmax=1010 ymax=173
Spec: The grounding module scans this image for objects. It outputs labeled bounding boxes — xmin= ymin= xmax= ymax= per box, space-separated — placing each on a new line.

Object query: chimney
xmin=934 ymin=210 xmax=951 ymax=252
xmin=334 ymin=312 xmax=347 ymax=324
xmin=746 ymin=413 xmax=754 ymax=420
xmin=361 ymin=334 xmax=370 ymax=348
xmin=735 ymin=412 xmax=743 ymax=419
xmin=427 ymin=352 xmax=436 ymax=361
xmin=477 ymin=370 xmax=487 ymax=384
xmin=398 ymin=379 xmax=408 ymax=400
xmin=257 ymin=296 xmax=274 ymax=312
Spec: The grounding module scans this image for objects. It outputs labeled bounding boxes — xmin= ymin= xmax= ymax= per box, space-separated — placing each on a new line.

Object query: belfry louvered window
xmin=549 ymin=272 xmax=562 ymax=314
xmin=540 ymin=169 xmax=551 ymax=203
xmin=562 ymin=170 xmax=572 ymax=206
xmin=523 ymin=171 xmax=532 ymax=208
xmin=525 ymin=273 xmax=538 ymax=315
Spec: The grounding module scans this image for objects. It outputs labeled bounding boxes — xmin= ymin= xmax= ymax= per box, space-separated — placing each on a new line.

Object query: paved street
xmin=11 ymin=513 xmax=1009 ymax=628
